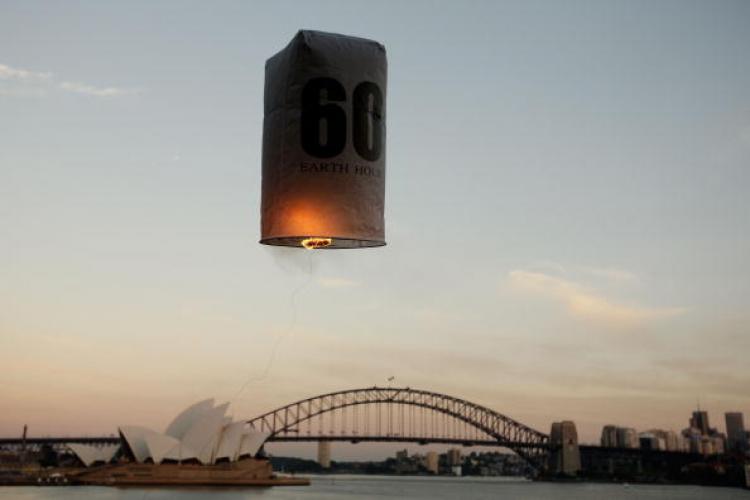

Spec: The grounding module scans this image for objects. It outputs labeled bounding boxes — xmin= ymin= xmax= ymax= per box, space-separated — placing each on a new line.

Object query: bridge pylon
xmin=317 ymin=440 xmax=331 ymax=469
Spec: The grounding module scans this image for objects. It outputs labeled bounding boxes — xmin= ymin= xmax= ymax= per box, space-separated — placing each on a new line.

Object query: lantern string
xmin=180 ymin=248 xmax=308 ymax=492
xmin=231 ymin=251 xmax=314 ymax=402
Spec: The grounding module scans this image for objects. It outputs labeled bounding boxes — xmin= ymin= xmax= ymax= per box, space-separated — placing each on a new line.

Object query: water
xmin=1 ymin=475 xmax=747 ymax=499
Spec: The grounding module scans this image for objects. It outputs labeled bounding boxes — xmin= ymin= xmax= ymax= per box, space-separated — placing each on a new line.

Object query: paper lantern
xmin=260 ymin=30 xmax=387 ymax=249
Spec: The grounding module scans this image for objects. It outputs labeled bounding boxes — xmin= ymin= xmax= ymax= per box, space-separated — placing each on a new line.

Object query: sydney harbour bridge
xmin=0 ymin=387 xmax=553 ymax=470
xmin=247 ymin=387 xmax=550 ymax=468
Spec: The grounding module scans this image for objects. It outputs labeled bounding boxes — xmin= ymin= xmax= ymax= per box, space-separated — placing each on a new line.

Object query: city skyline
xmin=2 ymin=0 xmax=750 ymax=462
xmin=1 ymin=388 xmax=746 ymax=463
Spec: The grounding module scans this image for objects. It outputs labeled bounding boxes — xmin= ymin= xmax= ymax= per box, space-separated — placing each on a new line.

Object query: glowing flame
xmin=301 ymin=237 xmax=332 ymax=250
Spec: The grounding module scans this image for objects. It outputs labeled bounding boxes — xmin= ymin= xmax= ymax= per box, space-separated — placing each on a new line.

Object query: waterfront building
xmin=600 ymin=425 xmax=639 ymax=448
xmin=66 ymin=399 xmax=269 ymax=467
xmin=709 ymin=435 xmax=725 ymax=455
xmin=600 ymin=425 xmax=618 ymax=448
xmin=676 ymin=434 xmax=689 ymax=452
xmin=447 ymin=448 xmax=462 ymax=467
xmin=683 ymin=427 xmax=703 ymax=454
xmin=686 ymin=433 xmax=726 ymax=456
xmin=638 ymin=432 xmax=662 ymax=451
xmin=63 ymin=399 xmax=308 ymax=487
xmin=645 ymin=429 xmax=682 ymax=452
xmin=663 ymin=430 xmax=682 ymax=451
xmin=425 ymin=451 xmax=438 ymax=474
xmin=617 ymin=427 xmax=639 ymax=448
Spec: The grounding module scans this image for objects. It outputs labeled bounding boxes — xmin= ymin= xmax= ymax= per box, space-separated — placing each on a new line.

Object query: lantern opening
xmin=259 ymin=236 xmax=385 ymax=249
xmin=301 ymin=237 xmax=333 ymax=250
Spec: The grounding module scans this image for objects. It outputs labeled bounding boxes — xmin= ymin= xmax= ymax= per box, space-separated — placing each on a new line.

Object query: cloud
xmin=508 ymin=269 xmax=684 ymax=325
xmin=0 ymin=62 xmax=140 ymax=98
xmin=579 ymin=266 xmax=639 ymax=284
xmin=526 ymin=260 xmax=568 ymax=275
xmin=0 ymin=63 xmax=52 ymax=82
xmin=59 ymin=81 xmax=140 ymax=97
xmin=317 ymin=277 xmax=359 ymax=288
xmin=528 ymin=260 xmax=638 ymax=284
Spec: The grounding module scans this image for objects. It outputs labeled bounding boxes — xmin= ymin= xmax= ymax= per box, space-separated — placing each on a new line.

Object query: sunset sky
xmin=2 ymin=0 xmax=749 ymax=460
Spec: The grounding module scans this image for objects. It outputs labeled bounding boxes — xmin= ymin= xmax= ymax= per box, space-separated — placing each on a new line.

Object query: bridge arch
xmin=247 ymin=387 xmax=549 ymax=469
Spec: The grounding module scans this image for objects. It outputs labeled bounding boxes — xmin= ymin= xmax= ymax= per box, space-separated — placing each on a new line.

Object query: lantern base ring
xmin=259 ymin=236 xmax=386 ymax=249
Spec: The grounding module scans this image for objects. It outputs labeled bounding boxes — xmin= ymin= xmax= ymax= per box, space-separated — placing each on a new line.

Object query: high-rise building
xmin=647 ymin=429 xmax=682 ymax=452
xmin=549 ymin=421 xmax=581 ymax=476
xmin=710 ymin=435 xmax=726 ymax=455
xmin=317 ymin=440 xmax=331 ymax=469
xmin=617 ymin=427 xmax=639 ymax=448
xmin=683 ymin=408 xmax=727 ymax=456
xmin=690 ymin=410 xmax=710 ymax=435
xmin=445 ymin=449 xmax=463 ymax=476
xmin=677 ymin=433 xmax=690 ymax=452
xmin=639 ymin=432 xmax=658 ymax=450
xmin=684 ymin=427 xmax=703 ymax=454
xmin=726 ymin=412 xmax=747 ymax=453
xmin=665 ymin=430 xmax=681 ymax=451
xmin=600 ymin=425 xmax=639 ymax=448
xmin=683 ymin=428 xmax=727 ymax=456
xmin=600 ymin=425 xmax=618 ymax=448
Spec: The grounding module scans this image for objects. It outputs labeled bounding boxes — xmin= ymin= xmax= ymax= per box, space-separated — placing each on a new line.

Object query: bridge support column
xmin=317 ymin=440 xmax=331 ymax=469
xmin=548 ymin=421 xmax=581 ymax=477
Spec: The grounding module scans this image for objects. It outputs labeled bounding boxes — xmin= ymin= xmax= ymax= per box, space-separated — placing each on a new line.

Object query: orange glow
xmin=301 ymin=237 xmax=332 ymax=250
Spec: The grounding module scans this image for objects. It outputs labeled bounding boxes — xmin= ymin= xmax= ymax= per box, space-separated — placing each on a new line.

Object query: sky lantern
xmin=260 ymin=30 xmax=387 ymax=249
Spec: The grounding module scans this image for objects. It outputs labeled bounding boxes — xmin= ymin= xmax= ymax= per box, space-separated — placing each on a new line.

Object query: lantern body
xmin=260 ymin=30 xmax=387 ymax=249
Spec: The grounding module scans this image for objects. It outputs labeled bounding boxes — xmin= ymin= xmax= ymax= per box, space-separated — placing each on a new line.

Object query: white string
xmin=137 ymin=251 xmax=314 ymax=499
xmin=231 ymin=251 xmax=314 ymax=401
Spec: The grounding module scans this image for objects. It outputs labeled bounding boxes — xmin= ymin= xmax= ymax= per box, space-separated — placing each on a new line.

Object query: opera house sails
xmin=67 ymin=399 xmax=308 ymax=487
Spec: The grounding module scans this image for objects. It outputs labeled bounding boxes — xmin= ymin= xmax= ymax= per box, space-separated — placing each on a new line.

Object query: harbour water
xmin=1 ymin=475 xmax=747 ymax=499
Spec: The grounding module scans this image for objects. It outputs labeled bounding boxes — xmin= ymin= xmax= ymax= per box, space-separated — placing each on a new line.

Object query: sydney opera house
xmin=67 ymin=399 xmax=307 ymax=487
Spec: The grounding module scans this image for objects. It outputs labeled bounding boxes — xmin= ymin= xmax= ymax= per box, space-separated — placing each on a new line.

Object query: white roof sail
xmin=98 ymin=444 xmax=120 ymax=464
xmin=67 ymin=443 xmax=119 ymax=467
xmin=118 ymin=399 xmax=261 ymax=465
xmin=96 ymin=444 xmax=119 ymax=464
xmin=214 ymin=421 xmax=246 ymax=462
xmin=119 ymin=426 xmax=158 ymax=463
xmin=204 ymin=434 xmax=222 ymax=465
xmin=164 ymin=399 xmax=215 ymax=440
xmin=163 ymin=442 xmax=199 ymax=462
xmin=238 ymin=431 xmax=270 ymax=458
xmin=143 ymin=433 xmax=180 ymax=464
xmin=67 ymin=443 xmax=98 ymax=467
xmin=180 ymin=402 xmax=230 ymax=464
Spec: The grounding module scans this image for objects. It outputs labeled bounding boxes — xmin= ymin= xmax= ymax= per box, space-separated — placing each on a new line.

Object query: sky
xmin=1 ymin=0 xmax=749 ymax=461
